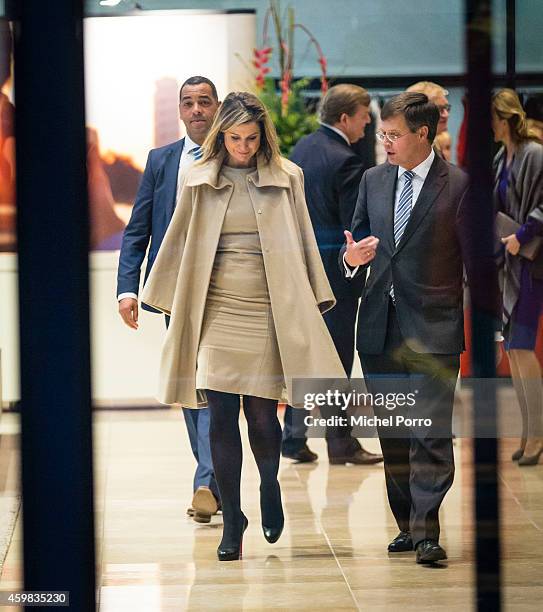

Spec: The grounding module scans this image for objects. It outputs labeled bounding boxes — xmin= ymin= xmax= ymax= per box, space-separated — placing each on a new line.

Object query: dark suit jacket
xmin=290 ymin=126 xmax=365 ymax=299
xmin=117 ymin=138 xmax=184 ymax=312
xmin=341 ymin=154 xmax=470 ymax=355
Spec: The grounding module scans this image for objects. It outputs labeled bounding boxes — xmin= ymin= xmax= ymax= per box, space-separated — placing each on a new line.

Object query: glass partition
xmin=2 ymin=1 xmax=542 ymax=610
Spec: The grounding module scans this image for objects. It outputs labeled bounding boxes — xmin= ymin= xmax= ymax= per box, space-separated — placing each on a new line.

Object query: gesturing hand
xmin=344 ymin=231 xmax=380 ymax=267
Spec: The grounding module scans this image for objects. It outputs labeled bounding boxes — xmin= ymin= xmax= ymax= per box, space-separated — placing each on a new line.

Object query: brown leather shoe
xmin=329 ymin=448 xmax=383 ymax=465
xmin=282 ymin=443 xmax=318 ymax=463
xmin=191 ymin=486 xmax=219 ymax=523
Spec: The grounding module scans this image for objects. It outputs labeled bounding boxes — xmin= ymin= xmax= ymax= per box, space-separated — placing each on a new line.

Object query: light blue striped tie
xmin=390 ymin=170 xmax=414 ymax=303
xmin=190 ymin=146 xmax=202 ymax=160
xmin=394 ymin=170 xmax=414 ymax=246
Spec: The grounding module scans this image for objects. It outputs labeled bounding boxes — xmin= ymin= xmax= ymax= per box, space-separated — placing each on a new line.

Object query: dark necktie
xmin=390 ymin=170 xmax=415 ymax=302
xmin=394 ymin=170 xmax=414 ymax=246
xmin=189 ymin=146 xmax=202 ymax=161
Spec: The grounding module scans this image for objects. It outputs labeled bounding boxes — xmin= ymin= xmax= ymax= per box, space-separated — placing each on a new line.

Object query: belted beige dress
xmin=196 ymin=165 xmax=284 ymax=399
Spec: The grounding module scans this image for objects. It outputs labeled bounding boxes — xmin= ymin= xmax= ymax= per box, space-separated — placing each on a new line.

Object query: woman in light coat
xmin=492 ymin=88 xmax=543 ymax=465
xmin=142 ymin=92 xmax=347 ymax=560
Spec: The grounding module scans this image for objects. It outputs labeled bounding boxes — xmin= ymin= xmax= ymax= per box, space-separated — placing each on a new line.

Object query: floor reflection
xmin=1 ymin=409 xmax=542 ymax=610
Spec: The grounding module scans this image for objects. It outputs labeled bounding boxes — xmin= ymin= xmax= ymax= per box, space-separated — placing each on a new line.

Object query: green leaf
xmin=260 ymin=77 xmax=322 ymax=156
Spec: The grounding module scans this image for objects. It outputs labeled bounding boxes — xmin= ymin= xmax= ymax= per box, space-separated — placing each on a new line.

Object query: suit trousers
xmin=358 ymin=302 xmax=459 ymax=546
xmin=282 ymin=297 xmax=362 ymax=458
xmin=165 ymin=316 xmax=219 ymax=499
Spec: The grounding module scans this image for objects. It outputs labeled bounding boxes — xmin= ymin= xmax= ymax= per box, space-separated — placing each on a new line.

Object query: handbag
xmin=496 ymin=211 xmax=543 ymax=261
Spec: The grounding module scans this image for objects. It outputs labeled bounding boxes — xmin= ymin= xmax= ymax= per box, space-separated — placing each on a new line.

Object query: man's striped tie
xmin=394 ymin=170 xmax=414 ymax=246
xmin=190 ymin=146 xmax=203 ymax=161
xmin=390 ymin=170 xmax=415 ymax=303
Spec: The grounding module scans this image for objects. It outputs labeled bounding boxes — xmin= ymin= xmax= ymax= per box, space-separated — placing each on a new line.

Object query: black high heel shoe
xmin=518 ymin=445 xmax=543 ymax=466
xmin=512 ymin=448 xmax=524 ymax=461
xmin=263 ymin=523 xmax=284 ymax=544
xmin=217 ymin=513 xmax=248 ymax=561
xmin=512 ymin=438 xmax=527 ymax=461
xmin=261 ymin=482 xmax=284 ymax=544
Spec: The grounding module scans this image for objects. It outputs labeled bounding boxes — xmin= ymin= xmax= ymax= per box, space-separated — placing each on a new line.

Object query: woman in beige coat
xmin=142 ymin=92 xmax=345 ymax=561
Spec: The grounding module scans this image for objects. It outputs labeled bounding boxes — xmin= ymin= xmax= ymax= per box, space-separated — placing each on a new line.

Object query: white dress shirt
xmin=344 ymin=148 xmax=435 ymax=278
xmin=175 ymin=133 xmax=201 ymax=203
xmin=117 ymin=134 xmax=200 ymax=302
xmin=320 ymin=122 xmax=351 ymax=145
xmin=393 ymin=148 xmax=435 ymax=216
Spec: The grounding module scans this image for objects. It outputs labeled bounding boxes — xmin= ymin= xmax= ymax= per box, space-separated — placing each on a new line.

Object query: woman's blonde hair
xmin=492 ymin=88 xmax=540 ymax=143
xmin=201 ymin=91 xmax=282 ymax=165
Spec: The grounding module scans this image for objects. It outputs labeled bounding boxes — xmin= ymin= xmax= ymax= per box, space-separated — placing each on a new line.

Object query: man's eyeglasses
xmin=437 ymin=104 xmax=451 ymax=114
xmin=375 ymin=131 xmax=410 ymax=143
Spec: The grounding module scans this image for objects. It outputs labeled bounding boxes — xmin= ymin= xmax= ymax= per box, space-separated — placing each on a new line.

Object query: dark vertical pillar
xmin=465 ymin=1 xmax=501 ymax=611
xmin=9 ymin=0 xmax=96 ymax=609
xmin=506 ymin=0 xmax=516 ymax=88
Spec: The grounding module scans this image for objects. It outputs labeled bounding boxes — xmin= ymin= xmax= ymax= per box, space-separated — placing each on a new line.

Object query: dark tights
xmin=207 ymin=390 xmax=283 ymax=548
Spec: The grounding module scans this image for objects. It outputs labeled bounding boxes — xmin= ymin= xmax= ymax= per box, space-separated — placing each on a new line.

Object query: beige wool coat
xmin=141 ymin=151 xmax=346 ymax=408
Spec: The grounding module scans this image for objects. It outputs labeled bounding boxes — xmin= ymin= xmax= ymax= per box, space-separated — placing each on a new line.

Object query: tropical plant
xmin=252 ymin=0 xmax=328 ymax=156
xmin=258 ymin=77 xmax=319 ymax=156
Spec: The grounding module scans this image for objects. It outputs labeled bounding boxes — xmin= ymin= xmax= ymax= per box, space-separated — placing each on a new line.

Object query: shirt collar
xmin=398 ymin=148 xmax=435 ymax=181
xmin=183 ymin=133 xmax=200 ymax=153
xmin=320 ymin=122 xmax=351 ymax=146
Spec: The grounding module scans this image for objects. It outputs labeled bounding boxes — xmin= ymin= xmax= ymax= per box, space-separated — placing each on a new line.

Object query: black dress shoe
xmin=388 ymin=531 xmax=413 ymax=552
xmin=282 ymin=443 xmax=318 ymax=463
xmin=415 ymin=539 xmax=447 ymax=564
xmin=217 ymin=514 xmax=249 ymax=561
xmin=329 ymin=448 xmax=383 ymax=465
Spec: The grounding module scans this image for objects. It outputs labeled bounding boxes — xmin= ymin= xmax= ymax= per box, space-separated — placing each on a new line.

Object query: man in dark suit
xmin=282 ymin=84 xmax=383 ymax=466
xmin=342 ymin=92 xmax=470 ymax=563
xmin=117 ymin=76 xmax=221 ymax=523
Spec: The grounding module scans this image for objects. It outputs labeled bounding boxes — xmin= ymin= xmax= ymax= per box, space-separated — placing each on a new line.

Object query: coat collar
xmin=185 ymin=150 xmax=291 ymax=189
xmin=380 ymin=163 xmax=399 ymax=252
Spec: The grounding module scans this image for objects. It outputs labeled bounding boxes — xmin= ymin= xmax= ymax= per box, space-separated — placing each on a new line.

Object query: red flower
xmin=253 ymin=46 xmax=273 ymax=90
xmin=280 ymin=69 xmax=292 ymax=114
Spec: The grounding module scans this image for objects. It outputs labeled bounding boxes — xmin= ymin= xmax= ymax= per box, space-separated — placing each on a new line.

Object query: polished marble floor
xmin=0 ymin=407 xmax=542 ymax=611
